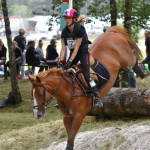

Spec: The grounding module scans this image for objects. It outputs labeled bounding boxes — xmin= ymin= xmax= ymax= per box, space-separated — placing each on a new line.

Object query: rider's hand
xmin=63 ymin=60 xmax=72 ymax=70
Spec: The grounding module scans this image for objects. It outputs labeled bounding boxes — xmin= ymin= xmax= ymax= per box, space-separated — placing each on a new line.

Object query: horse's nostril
xmin=37 ymin=110 xmax=43 ymax=117
xmin=37 ymin=115 xmax=42 ymax=119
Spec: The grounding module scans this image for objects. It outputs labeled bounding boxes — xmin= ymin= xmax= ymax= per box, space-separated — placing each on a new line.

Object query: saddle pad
xmin=91 ymin=59 xmax=110 ymax=91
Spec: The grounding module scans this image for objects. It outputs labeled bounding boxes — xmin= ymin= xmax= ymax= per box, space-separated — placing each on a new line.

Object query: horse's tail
xmin=126 ymin=36 xmax=143 ymax=61
xmin=106 ymin=26 xmax=143 ymax=61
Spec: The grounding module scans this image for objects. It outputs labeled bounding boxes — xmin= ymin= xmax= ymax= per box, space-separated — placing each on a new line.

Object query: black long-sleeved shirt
xmin=26 ymin=47 xmax=39 ymax=64
xmin=46 ymin=45 xmax=58 ymax=60
xmin=145 ymin=37 xmax=150 ymax=56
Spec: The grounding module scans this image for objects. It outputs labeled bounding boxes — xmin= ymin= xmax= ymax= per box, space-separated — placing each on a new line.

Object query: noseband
xmin=32 ymin=80 xmax=61 ymax=110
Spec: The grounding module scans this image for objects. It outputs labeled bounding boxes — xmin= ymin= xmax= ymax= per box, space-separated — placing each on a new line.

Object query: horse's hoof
xmin=65 ymin=144 xmax=72 ymax=150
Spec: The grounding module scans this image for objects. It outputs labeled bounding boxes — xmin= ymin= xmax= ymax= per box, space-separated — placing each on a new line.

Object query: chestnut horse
xmin=29 ymin=26 xmax=142 ymax=150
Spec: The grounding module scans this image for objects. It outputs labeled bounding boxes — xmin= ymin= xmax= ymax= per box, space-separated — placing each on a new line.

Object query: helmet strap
xmin=68 ymin=19 xmax=75 ymax=27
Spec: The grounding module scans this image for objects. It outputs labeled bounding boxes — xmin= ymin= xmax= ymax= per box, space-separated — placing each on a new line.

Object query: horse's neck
xmin=45 ymin=74 xmax=71 ymax=104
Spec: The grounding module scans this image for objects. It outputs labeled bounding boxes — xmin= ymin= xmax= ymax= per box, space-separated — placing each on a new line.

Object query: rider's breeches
xmin=70 ymin=51 xmax=92 ymax=84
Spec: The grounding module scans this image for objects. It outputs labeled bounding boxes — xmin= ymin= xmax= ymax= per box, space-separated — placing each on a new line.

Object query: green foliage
xmin=87 ymin=0 xmax=150 ymax=41
xmin=132 ymin=0 xmax=150 ymax=29
xmin=72 ymin=0 xmax=85 ymax=13
xmin=88 ymin=0 xmax=110 ymax=21
xmin=131 ymin=26 xmax=141 ymax=42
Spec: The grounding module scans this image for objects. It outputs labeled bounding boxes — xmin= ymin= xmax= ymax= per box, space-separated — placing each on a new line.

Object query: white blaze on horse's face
xmin=33 ymin=89 xmax=37 ymax=106
xmin=32 ymin=88 xmax=43 ymax=119
xmin=33 ymin=88 xmax=38 ymax=118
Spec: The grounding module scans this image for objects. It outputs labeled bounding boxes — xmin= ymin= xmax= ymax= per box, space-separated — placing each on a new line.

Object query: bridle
xmin=32 ymin=79 xmax=62 ymax=110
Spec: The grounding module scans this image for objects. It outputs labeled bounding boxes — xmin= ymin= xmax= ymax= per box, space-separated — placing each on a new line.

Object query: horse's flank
xmin=106 ymin=26 xmax=142 ymax=61
xmin=89 ymin=26 xmax=142 ymax=97
xmin=90 ymin=26 xmax=142 ymax=67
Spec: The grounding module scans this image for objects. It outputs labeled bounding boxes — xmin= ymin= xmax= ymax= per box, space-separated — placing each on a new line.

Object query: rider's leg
xmin=79 ymin=52 xmax=103 ymax=107
xmin=88 ymin=78 xmax=103 ymax=107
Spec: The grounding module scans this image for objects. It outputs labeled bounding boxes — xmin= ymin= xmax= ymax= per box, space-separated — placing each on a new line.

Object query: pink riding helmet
xmin=62 ymin=8 xmax=78 ymax=18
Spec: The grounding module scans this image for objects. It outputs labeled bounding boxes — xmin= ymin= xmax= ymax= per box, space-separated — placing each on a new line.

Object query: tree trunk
xmin=124 ymin=0 xmax=132 ymax=33
xmin=1 ymin=0 xmax=22 ymax=103
xmin=88 ymin=88 xmax=150 ymax=118
xmin=110 ymin=0 xmax=117 ymax=26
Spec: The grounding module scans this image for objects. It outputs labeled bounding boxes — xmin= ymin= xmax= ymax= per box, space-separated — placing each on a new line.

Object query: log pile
xmin=88 ymin=88 xmax=150 ymax=118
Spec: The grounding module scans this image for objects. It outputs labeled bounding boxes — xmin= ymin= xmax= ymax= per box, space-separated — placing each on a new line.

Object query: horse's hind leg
xmin=64 ymin=114 xmax=85 ymax=150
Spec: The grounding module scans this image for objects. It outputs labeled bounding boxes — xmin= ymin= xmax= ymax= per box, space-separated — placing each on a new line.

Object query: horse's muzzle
xmin=33 ymin=109 xmax=44 ymax=119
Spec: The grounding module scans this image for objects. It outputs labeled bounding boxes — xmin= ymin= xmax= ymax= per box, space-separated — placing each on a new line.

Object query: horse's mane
xmin=37 ymin=68 xmax=63 ymax=79
xmin=106 ymin=26 xmax=142 ymax=61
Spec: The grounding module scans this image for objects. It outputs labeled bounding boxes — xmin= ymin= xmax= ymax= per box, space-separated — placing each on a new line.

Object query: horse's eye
xmin=38 ymin=93 xmax=43 ymax=98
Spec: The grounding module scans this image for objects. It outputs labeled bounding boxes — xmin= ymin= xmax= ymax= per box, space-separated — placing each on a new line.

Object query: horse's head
xmin=28 ymin=75 xmax=53 ymax=119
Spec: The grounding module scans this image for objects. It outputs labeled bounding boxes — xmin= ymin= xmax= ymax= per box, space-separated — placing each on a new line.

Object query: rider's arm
xmin=69 ymin=37 xmax=82 ymax=61
xmin=60 ymin=39 xmax=66 ymax=62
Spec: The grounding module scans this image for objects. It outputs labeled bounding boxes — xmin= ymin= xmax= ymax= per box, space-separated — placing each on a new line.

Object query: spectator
xmin=36 ymin=39 xmax=48 ymax=72
xmin=13 ymin=28 xmax=27 ymax=76
xmin=26 ymin=40 xmax=40 ymax=74
xmin=14 ymin=28 xmax=26 ymax=55
xmin=7 ymin=41 xmax=23 ymax=78
xmin=46 ymin=39 xmax=59 ymax=68
xmin=0 ymin=39 xmax=7 ymax=72
xmin=142 ymin=31 xmax=150 ymax=72
xmin=0 ymin=39 xmax=7 ymax=78
xmin=144 ymin=31 xmax=149 ymax=56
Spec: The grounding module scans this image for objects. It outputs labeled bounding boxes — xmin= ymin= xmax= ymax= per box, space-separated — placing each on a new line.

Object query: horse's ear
xmin=28 ymin=75 xmax=35 ymax=83
xmin=36 ymin=76 xmax=42 ymax=83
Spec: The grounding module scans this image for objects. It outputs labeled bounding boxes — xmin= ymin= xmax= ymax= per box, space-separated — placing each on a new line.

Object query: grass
xmin=0 ymin=76 xmax=150 ymax=150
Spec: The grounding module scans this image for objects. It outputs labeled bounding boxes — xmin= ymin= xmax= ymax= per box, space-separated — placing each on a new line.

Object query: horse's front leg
xmin=64 ymin=113 xmax=85 ymax=150
xmin=63 ymin=116 xmax=73 ymax=150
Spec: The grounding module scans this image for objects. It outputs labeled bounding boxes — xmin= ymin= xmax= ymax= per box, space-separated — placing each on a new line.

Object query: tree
xmin=1 ymin=0 xmax=22 ymax=104
xmin=110 ymin=0 xmax=117 ymax=26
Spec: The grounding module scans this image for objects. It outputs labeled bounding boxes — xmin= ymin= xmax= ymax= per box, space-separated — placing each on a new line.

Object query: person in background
xmin=142 ymin=31 xmax=150 ymax=71
xmin=0 ymin=39 xmax=7 ymax=72
xmin=144 ymin=31 xmax=150 ymax=56
xmin=36 ymin=39 xmax=48 ymax=72
xmin=26 ymin=40 xmax=40 ymax=74
xmin=60 ymin=8 xmax=103 ymax=108
xmin=13 ymin=28 xmax=26 ymax=76
xmin=46 ymin=39 xmax=59 ymax=68
xmin=7 ymin=41 xmax=23 ymax=78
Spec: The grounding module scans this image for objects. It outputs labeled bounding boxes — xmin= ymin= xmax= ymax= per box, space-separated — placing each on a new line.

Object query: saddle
xmin=64 ymin=59 xmax=110 ymax=97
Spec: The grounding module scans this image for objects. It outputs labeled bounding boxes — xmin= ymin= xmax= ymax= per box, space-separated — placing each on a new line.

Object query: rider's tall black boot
xmin=89 ymin=78 xmax=103 ymax=107
xmin=133 ymin=63 xmax=149 ymax=79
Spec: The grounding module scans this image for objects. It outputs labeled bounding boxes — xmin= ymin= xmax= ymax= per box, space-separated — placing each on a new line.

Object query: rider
xmin=60 ymin=8 xmax=103 ymax=108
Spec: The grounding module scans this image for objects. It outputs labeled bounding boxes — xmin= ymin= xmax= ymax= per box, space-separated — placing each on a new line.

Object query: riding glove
xmin=63 ymin=60 xmax=72 ymax=70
